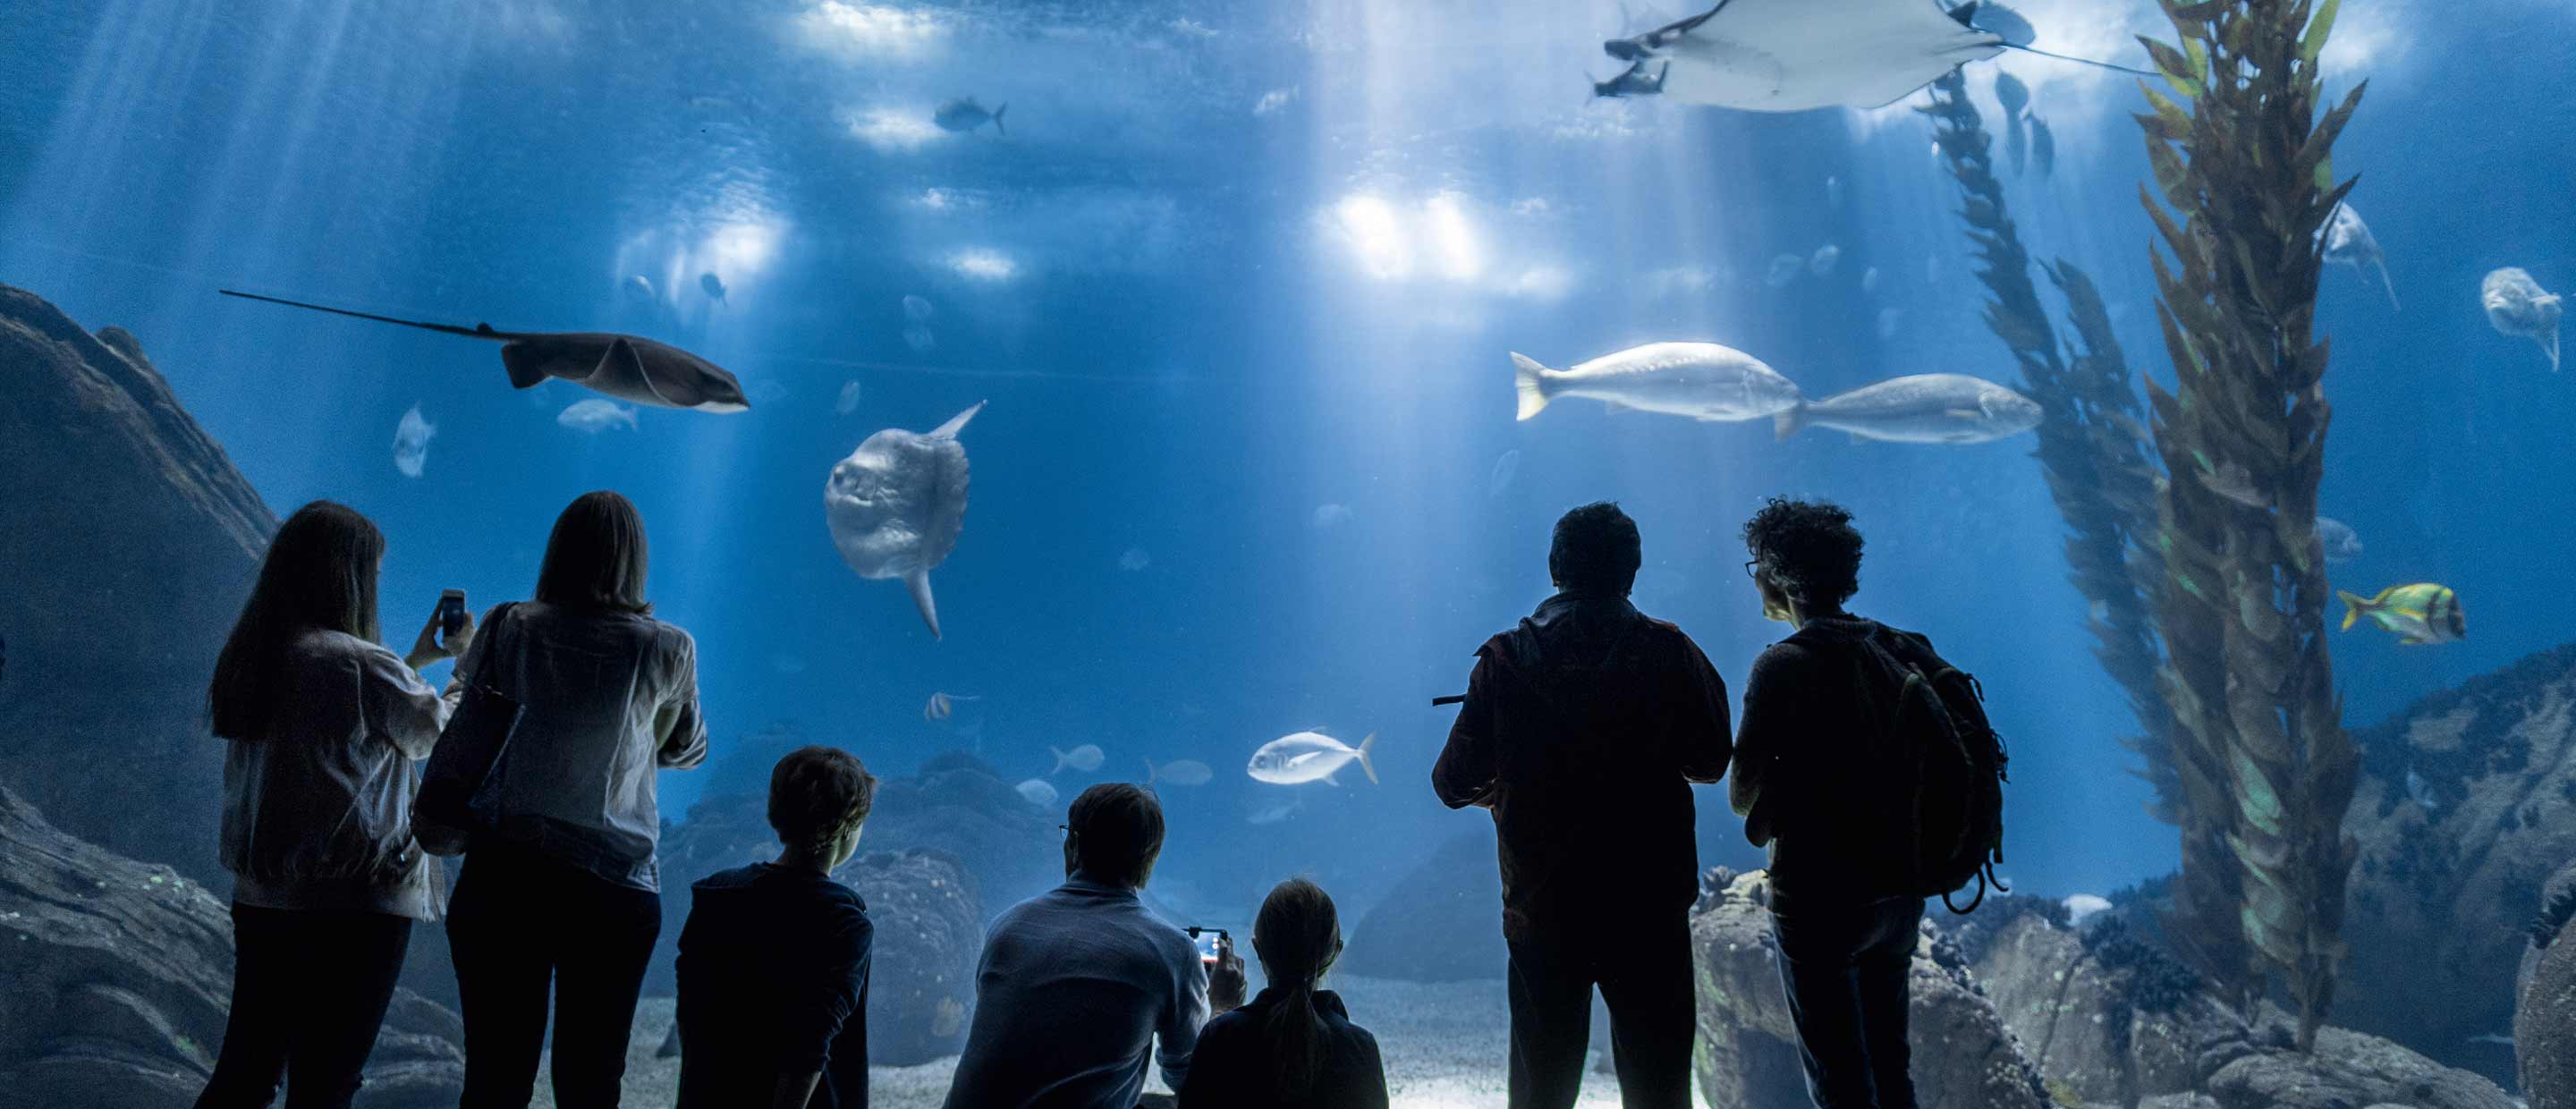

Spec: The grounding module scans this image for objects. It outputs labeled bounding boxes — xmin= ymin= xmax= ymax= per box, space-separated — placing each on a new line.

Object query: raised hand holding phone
xmin=405 ymin=589 xmax=475 ymax=670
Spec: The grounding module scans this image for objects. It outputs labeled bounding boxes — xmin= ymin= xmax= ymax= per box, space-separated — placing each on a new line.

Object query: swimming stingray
xmin=2317 ymin=204 xmax=2399 ymax=310
xmin=825 ymin=402 xmax=985 ymax=639
xmin=219 ymin=290 xmax=751 ymax=411
xmin=1601 ymin=0 xmax=2144 ymax=112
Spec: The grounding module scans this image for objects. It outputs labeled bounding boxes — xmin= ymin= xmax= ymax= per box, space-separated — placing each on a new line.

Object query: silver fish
xmin=2318 ymin=204 xmax=2398 ymax=310
xmin=1513 ymin=342 xmax=1802 ymax=423
xmin=2481 ymin=267 xmax=2561 ymax=372
xmin=1775 ymin=373 xmax=2039 ymax=444
xmin=1248 ymin=732 xmax=1377 ymax=786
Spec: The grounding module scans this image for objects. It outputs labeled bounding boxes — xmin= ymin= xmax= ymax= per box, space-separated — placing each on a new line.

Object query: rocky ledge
xmin=0 ymin=783 xmax=462 ymax=1108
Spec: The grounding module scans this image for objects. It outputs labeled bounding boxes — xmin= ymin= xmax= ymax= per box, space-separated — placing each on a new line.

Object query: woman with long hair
xmin=1178 ymin=877 xmax=1389 ymax=1109
xmin=199 ymin=501 xmax=470 ymax=1109
xmin=442 ymin=489 xmax=707 ymax=1109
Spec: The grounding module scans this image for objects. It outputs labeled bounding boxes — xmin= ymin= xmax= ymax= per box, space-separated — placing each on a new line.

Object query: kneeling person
xmin=677 ymin=746 xmax=878 ymax=1109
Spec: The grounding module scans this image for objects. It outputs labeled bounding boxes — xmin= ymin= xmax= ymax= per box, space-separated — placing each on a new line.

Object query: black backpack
xmin=1860 ymin=633 xmax=2008 ymax=913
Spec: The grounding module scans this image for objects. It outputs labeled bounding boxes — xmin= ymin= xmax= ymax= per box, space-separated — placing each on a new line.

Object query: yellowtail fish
xmin=2337 ymin=583 xmax=2466 ymax=646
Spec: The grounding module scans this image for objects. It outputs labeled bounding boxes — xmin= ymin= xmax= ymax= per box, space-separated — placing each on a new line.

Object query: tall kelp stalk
xmin=1920 ymin=72 xmax=2178 ymax=817
xmin=2134 ymin=0 xmax=2363 ymax=1050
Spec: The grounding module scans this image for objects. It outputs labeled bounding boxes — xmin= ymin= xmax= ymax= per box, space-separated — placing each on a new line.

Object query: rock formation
xmin=1691 ymin=869 xmax=2048 ymax=1109
xmin=0 ymin=285 xmax=274 ymax=880
xmin=0 ymin=783 xmax=462 ymax=1107
xmin=2340 ymin=640 xmax=2576 ymax=1076
xmin=2519 ymin=859 xmax=2576 ymax=1108
xmin=1339 ymin=827 xmax=1508 ymax=982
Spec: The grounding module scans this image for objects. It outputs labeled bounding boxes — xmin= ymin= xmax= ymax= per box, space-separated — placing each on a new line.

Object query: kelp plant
xmin=2134 ymin=0 xmax=2363 ymax=1049
xmin=1919 ymin=72 xmax=2178 ymax=825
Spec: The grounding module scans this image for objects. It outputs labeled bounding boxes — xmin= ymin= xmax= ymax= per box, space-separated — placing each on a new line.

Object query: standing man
xmin=1434 ymin=502 xmax=1734 ymax=1109
xmin=1732 ymin=496 xmax=1946 ymax=1109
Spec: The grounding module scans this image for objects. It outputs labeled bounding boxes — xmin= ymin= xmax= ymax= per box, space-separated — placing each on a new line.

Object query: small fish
xmin=2337 ymin=582 xmax=2466 ymax=646
xmin=1119 ymin=547 xmax=1151 ymax=571
xmin=556 ymin=398 xmax=639 ymax=433
xmin=1513 ymin=342 xmax=1803 ymax=424
xmin=1249 ymin=732 xmax=1378 ymax=786
xmin=1312 ymin=504 xmax=1352 ymax=529
xmin=700 ymin=272 xmax=727 ymax=304
xmin=836 ymin=380 xmax=864 ymax=416
xmin=1860 ymin=267 xmax=1880 ymax=294
xmin=1015 ymin=778 xmax=1059 ymax=807
xmin=1993 ymin=70 xmax=2029 ymax=118
xmin=2318 ymin=204 xmax=2397 ymax=310
xmin=1774 ymin=374 xmax=2040 ymax=444
xmin=623 ymin=275 xmax=656 ymax=302
xmin=2405 ymin=767 xmax=2440 ymax=813
xmin=1765 ymin=253 xmax=1804 ymax=288
xmin=1146 ymin=758 xmax=1215 ymax=787
xmin=902 ymin=294 xmax=936 ymax=324
xmin=393 ymin=403 xmax=435 ymax=478
xmin=924 ymin=691 xmax=982 ymax=721
xmin=1051 ymin=743 xmax=1106 ymax=775
xmin=1488 ymin=449 xmax=1522 ymax=501
xmin=2317 ymin=516 xmax=2363 ymax=564
xmin=2029 ymin=114 xmax=2055 ymax=179
xmin=934 ymin=97 xmax=1007 ymax=135
xmin=2482 ymin=267 xmax=2559 ymax=371
xmin=1809 ymin=243 xmax=1842 ymax=278
xmin=1246 ymin=794 xmax=1304 ymax=825
xmin=1876 ymin=308 xmax=1903 ymax=340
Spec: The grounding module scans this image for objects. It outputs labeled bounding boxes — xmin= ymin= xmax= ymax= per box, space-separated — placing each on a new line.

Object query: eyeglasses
xmin=1744 ymin=559 xmax=1761 ymax=579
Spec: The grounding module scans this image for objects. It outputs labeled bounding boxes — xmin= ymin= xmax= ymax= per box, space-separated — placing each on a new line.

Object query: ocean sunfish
xmin=2318 ymin=204 xmax=2399 ymax=310
xmin=1248 ymin=732 xmax=1378 ymax=786
xmin=935 ymin=97 xmax=1007 ymax=134
xmin=2480 ymin=267 xmax=2561 ymax=371
xmin=220 ymin=290 xmax=751 ymax=412
xmin=825 ymin=402 xmax=986 ymax=639
xmin=1514 ymin=342 xmax=1802 ymax=423
xmin=1775 ymin=373 xmax=2041 ymax=443
xmin=1604 ymin=0 xmax=2004 ymax=112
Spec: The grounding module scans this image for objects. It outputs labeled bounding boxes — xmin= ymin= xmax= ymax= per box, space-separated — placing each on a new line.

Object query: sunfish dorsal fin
xmin=931 ymin=400 xmax=987 ymax=438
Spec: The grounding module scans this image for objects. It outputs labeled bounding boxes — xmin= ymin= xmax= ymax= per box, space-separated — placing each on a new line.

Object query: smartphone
xmin=437 ymin=589 xmax=469 ymax=640
xmin=1188 ymin=927 xmax=1227 ymax=967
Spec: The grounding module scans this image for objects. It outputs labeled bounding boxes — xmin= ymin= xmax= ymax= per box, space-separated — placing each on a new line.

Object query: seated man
xmin=675 ymin=745 xmax=878 ymax=1109
xmin=944 ymin=783 xmax=1247 ymax=1109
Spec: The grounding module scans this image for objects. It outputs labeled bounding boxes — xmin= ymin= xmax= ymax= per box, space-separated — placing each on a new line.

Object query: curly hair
xmin=1741 ymin=496 xmax=1864 ymax=609
xmin=767 ymin=745 xmax=877 ymax=851
xmin=1549 ymin=502 xmax=1643 ymax=597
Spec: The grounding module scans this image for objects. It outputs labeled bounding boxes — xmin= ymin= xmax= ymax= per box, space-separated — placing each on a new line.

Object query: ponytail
xmin=1253 ymin=877 xmax=1342 ymax=1096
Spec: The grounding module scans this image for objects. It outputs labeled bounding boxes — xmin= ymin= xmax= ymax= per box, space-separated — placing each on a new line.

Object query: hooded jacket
xmin=1432 ymin=593 xmax=1733 ymax=938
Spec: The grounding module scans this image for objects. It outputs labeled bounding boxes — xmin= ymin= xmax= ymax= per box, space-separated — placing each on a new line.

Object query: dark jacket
xmin=1730 ymin=615 xmax=1941 ymax=909
xmin=1176 ymin=988 xmax=1388 ymax=1109
xmin=675 ymin=863 xmax=872 ymax=1109
xmin=1432 ymin=593 xmax=1733 ymax=938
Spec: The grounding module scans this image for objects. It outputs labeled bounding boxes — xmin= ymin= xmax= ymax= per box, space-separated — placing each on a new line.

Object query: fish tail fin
xmin=1512 ymin=353 xmax=1553 ymax=420
xmin=2337 ymin=589 xmax=2372 ymax=631
xmin=1774 ymin=404 xmax=1810 ymax=441
xmin=500 ymin=343 xmax=548 ymax=389
xmin=2375 ymin=259 xmax=2400 ymax=312
xmin=1144 ymin=758 xmax=1157 ymax=785
xmin=2546 ymin=328 xmax=2562 ymax=373
xmin=993 ymin=104 xmax=1006 ymax=135
xmin=1355 ymin=733 xmax=1378 ymax=785
xmin=907 ymin=569 xmax=941 ymax=640
xmin=1050 ymin=746 xmax=1067 ymax=775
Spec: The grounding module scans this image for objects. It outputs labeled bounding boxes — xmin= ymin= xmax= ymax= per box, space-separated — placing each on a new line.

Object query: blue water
xmin=6 ymin=0 xmax=2574 ymax=920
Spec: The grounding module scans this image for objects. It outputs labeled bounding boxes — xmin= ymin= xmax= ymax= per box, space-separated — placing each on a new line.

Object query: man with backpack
xmin=1731 ymin=497 xmax=2004 ymax=1109
xmin=1434 ymin=502 xmax=1734 ymax=1109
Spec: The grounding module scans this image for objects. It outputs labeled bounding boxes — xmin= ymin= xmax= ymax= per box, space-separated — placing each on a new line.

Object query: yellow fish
xmin=2337 ymin=583 xmax=2465 ymax=646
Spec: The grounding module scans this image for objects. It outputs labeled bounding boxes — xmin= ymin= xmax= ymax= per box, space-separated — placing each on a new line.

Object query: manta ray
xmin=220 ymin=290 xmax=750 ymax=411
xmin=1602 ymin=0 xmax=2141 ymax=112
xmin=825 ymin=402 xmax=985 ymax=639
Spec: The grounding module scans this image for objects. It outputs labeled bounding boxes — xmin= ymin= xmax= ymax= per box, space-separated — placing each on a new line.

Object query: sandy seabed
xmin=524 ymin=975 xmax=1634 ymax=1108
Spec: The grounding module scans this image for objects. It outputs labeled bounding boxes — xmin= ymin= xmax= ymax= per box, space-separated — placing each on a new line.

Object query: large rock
xmin=2204 ymin=1021 xmax=2517 ymax=1109
xmin=2520 ymin=860 xmax=2576 ymax=1108
xmin=1690 ymin=869 xmax=2047 ymax=1109
xmin=1340 ymin=826 xmax=1508 ymax=982
xmin=0 ymin=783 xmax=462 ymax=1107
xmin=0 ymin=286 xmax=274 ymax=881
xmin=1961 ymin=905 xmax=2248 ymax=1105
xmin=2340 ymin=641 xmax=2576 ymax=1076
